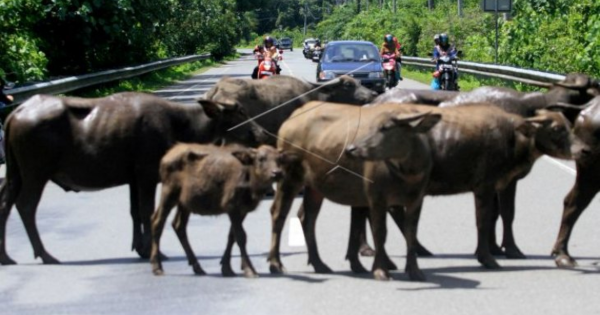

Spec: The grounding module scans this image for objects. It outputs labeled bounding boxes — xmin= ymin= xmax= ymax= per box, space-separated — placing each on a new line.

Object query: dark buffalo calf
xmin=150 ymin=144 xmax=283 ymax=277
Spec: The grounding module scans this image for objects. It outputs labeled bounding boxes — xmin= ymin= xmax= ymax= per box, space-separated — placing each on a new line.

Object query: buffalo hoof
xmin=555 ymin=254 xmax=577 ymax=268
xmin=350 ymin=260 xmax=368 ymax=274
xmin=0 ymin=254 xmax=16 ymax=265
xmin=489 ymin=244 xmax=505 ymax=256
xmin=243 ymin=268 xmax=259 ymax=278
xmin=407 ymin=268 xmax=426 ymax=282
xmin=478 ymin=256 xmax=501 ymax=269
xmin=153 ymin=268 xmax=165 ymax=276
xmin=192 ymin=263 xmax=206 ymax=276
xmin=359 ymin=244 xmax=375 ymax=257
xmin=313 ymin=262 xmax=333 ymax=274
xmin=40 ymin=253 xmax=60 ymax=265
xmin=269 ymin=263 xmax=287 ymax=274
xmin=373 ymin=268 xmax=391 ymax=281
xmin=416 ymin=244 xmax=434 ymax=257
xmin=134 ymin=245 xmax=151 ymax=259
xmin=504 ymin=246 xmax=526 ymax=259
xmin=221 ymin=265 xmax=236 ymax=277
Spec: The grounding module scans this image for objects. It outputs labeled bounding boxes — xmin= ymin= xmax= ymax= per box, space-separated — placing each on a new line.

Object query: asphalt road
xmin=1 ymin=49 xmax=600 ymax=315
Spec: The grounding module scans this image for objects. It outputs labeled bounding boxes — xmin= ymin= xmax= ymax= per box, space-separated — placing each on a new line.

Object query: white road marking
xmin=543 ymin=156 xmax=577 ymax=176
xmin=282 ymin=59 xmax=294 ymax=76
xmin=288 ymin=217 xmax=306 ymax=247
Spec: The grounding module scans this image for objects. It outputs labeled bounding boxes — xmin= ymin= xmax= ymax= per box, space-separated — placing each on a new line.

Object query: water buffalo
xmin=269 ymin=101 xmax=571 ymax=281
xmin=351 ymin=73 xmax=599 ymax=258
xmin=151 ymin=144 xmax=283 ymax=277
xmin=551 ymin=96 xmax=600 ymax=268
xmin=204 ymin=74 xmax=378 ymax=144
xmin=0 ymin=92 xmax=267 ymax=265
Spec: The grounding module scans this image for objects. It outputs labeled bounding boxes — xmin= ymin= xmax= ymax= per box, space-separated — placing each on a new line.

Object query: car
xmin=279 ymin=37 xmax=293 ymax=51
xmin=303 ymin=38 xmax=317 ymax=58
xmin=316 ymin=40 xmax=385 ymax=94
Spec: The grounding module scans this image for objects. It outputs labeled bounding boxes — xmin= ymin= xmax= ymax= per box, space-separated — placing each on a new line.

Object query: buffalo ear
xmin=232 ymin=149 xmax=256 ymax=165
xmin=517 ymin=116 xmax=552 ymax=137
xmin=198 ymin=99 xmax=223 ymax=119
xmin=186 ymin=150 xmax=208 ymax=163
xmin=393 ymin=112 xmax=442 ymax=133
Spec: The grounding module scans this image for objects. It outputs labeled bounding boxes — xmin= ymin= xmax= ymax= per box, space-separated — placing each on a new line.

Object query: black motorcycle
xmin=436 ymin=51 xmax=462 ymax=91
xmin=303 ymin=46 xmax=312 ymax=59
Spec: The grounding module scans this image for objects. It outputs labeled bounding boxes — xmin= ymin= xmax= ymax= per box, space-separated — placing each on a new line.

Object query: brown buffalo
xmin=352 ymin=73 xmax=599 ymax=258
xmin=550 ymin=96 xmax=600 ymax=267
xmin=0 ymin=92 xmax=267 ymax=265
xmin=269 ymin=101 xmax=571 ymax=281
xmin=204 ymin=74 xmax=377 ymax=144
xmin=150 ymin=144 xmax=283 ymax=277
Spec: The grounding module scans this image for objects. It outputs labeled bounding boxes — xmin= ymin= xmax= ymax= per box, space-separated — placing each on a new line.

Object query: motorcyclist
xmin=0 ymin=79 xmax=14 ymax=108
xmin=431 ymin=33 xmax=458 ymax=89
xmin=252 ymin=36 xmax=281 ymax=78
xmin=380 ymin=34 xmax=402 ymax=83
xmin=393 ymin=36 xmax=403 ymax=80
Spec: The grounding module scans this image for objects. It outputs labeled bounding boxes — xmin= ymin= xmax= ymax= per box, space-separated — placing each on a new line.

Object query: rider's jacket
xmin=380 ymin=43 xmax=400 ymax=57
xmin=254 ymin=45 xmax=279 ymax=60
xmin=433 ymin=44 xmax=457 ymax=59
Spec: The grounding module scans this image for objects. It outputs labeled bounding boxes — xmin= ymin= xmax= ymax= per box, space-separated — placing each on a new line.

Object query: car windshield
xmin=323 ymin=44 xmax=380 ymax=63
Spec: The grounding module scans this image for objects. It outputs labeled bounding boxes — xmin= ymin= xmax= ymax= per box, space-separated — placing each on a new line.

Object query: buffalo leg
xmin=134 ymin=179 xmax=158 ymax=259
xmin=149 ymin=186 xmax=178 ymax=276
xmin=388 ymin=206 xmax=433 ymax=257
xmin=487 ymin=193 xmax=504 ymax=256
xmin=301 ymin=187 xmax=332 ymax=273
xmin=357 ymin=211 xmax=375 ymax=257
xmin=368 ymin=196 xmax=392 ymax=281
xmin=268 ymin=163 xmax=304 ymax=274
xmin=129 ymin=182 xmax=144 ymax=257
xmin=552 ymin=169 xmax=600 ymax=268
xmin=0 ymin=179 xmax=18 ymax=265
xmin=173 ymin=208 xmax=205 ymax=275
xmin=346 ymin=207 xmax=369 ymax=273
xmin=498 ymin=180 xmax=526 ymax=259
xmin=16 ymin=180 xmax=58 ymax=264
xmin=474 ymin=188 xmax=501 ymax=269
xmin=229 ymin=211 xmax=257 ymax=278
xmin=403 ymin=199 xmax=426 ymax=281
xmin=221 ymin=226 xmax=237 ymax=277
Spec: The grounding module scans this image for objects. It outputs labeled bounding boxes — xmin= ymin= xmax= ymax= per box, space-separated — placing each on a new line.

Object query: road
xmin=1 ymin=49 xmax=600 ymax=315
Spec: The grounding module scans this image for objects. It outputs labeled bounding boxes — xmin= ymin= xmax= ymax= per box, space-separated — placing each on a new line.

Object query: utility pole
xmin=428 ymin=0 xmax=434 ymax=10
xmin=379 ymin=0 xmax=382 ymax=9
xmin=393 ymin=0 xmax=396 ymax=13
xmin=303 ymin=1 xmax=307 ymax=36
xmin=458 ymin=0 xmax=462 ymax=17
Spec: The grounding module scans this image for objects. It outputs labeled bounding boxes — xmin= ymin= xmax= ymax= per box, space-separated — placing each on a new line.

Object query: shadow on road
xmin=153 ymin=73 xmax=251 ymax=104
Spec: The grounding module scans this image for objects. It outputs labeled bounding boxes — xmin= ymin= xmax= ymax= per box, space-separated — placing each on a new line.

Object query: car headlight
xmin=369 ymin=72 xmax=383 ymax=78
xmin=319 ymin=71 xmax=336 ymax=80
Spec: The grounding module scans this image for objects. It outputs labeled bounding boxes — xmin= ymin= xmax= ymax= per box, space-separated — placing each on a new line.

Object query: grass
xmin=71 ymin=53 xmax=240 ymax=98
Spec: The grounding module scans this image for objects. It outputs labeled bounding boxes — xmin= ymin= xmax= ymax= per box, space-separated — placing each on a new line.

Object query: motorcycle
xmin=433 ymin=51 xmax=461 ymax=91
xmin=257 ymin=56 xmax=277 ymax=79
xmin=381 ymin=52 xmax=398 ymax=89
xmin=303 ymin=46 xmax=312 ymax=59
xmin=312 ymin=47 xmax=322 ymax=63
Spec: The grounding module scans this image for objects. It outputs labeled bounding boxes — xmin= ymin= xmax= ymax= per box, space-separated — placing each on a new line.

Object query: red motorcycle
xmin=253 ymin=51 xmax=282 ymax=79
xmin=382 ymin=52 xmax=398 ymax=89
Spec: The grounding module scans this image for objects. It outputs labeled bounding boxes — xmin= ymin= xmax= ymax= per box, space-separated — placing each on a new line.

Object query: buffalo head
xmin=198 ymin=99 xmax=268 ymax=147
xmin=312 ymin=75 xmax=378 ymax=105
xmin=346 ymin=111 xmax=441 ymax=160
xmin=517 ymin=109 xmax=572 ymax=160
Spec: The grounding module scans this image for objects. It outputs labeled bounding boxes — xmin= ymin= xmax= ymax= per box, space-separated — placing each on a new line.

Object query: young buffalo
xmin=150 ymin=144 xmax=283 ymax=277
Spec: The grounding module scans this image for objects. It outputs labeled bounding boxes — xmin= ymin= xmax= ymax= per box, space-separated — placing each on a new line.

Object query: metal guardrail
xmin=402 ymin=56 xmax=566 ymax=87
xmin=7 ymin=53 xmax=212 ymax=105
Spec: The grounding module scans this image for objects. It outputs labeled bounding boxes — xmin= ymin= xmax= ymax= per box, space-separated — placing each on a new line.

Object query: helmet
xmin=264 ymin=36 xmax=274 ymax=47
xmin=434 ymin=34 xmax=440 ymax=44
xmin=384 ymin=34 xmax=393 ymax=43
xmin=393 ymin=36 xmax=399 ymax=45
xmin=316 ymin=39 xmax=321 ymax=45
xmin=440 ymin=33 xmax=449 ymax=46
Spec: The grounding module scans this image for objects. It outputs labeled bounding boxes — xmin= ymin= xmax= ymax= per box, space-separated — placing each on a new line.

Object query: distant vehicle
xmin=316 ymin=40 xmax=385 ymax=94
xmin=279 ymin=37 xmax=293 ymax=51
xmin=303 ymin=38 xmax=317 ymax=59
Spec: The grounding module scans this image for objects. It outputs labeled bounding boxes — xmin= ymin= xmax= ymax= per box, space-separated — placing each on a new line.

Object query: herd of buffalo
xmin=0 ymin=72 xmax=599 ymax=281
